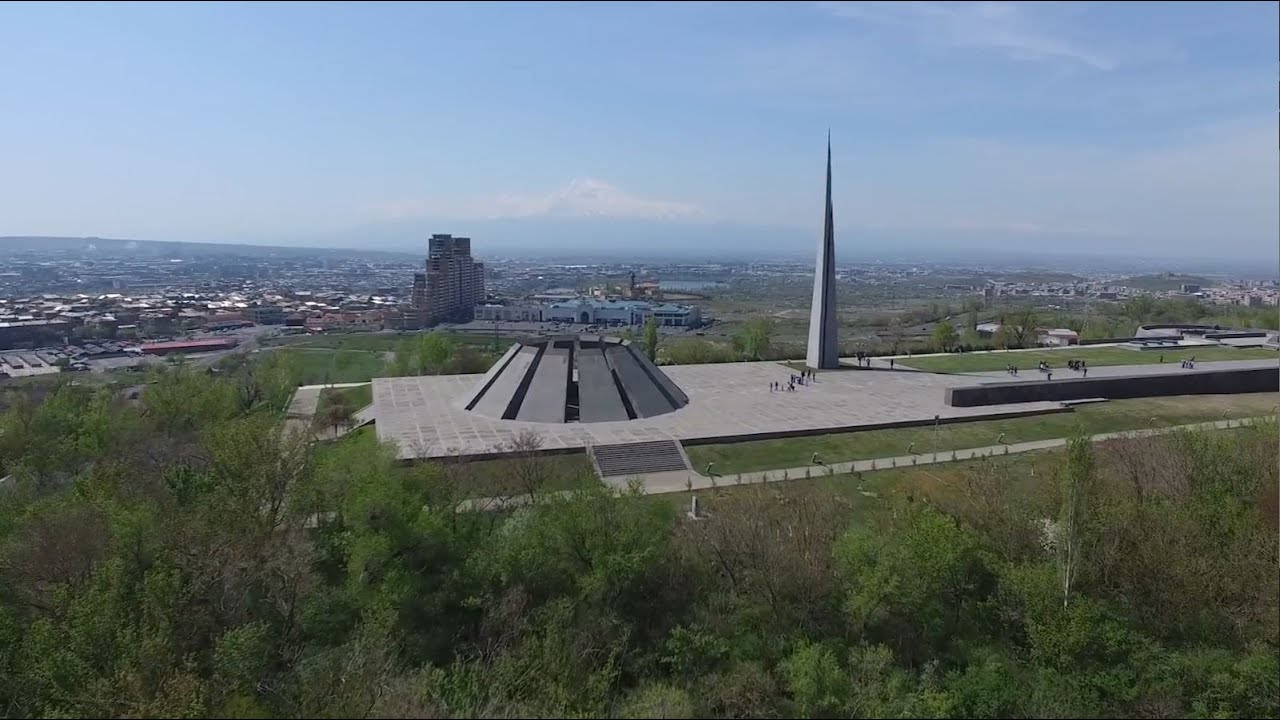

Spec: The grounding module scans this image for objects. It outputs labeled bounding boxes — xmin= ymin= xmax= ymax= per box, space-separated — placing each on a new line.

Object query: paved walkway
xmin=285 ymin=381 xmax=369 ymax=419
xmin=965 ymin=358 xmax=1278 ymax=383
xmin=284 ymin=382 xmax=372 ymax=438
xmin=457 ymin=416 xmax=1270 ymax=510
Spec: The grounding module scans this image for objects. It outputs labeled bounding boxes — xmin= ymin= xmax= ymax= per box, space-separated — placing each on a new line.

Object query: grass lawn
xmin=322 ymin=426 xmax=599 ymax=498
xmin=294 ymin=334 xmax=402 ymax=352
xmin=662 ymin=448 xmax=1066 ymax=521
xmin=671 ymin=420 xmax=1273 ymax=519
xmin=416 ymin=453 xmax=599 ymax=498
xmin=899 ymin=345 xmax=1276 ymax=374
xmin=263 ymin=333 xmax=403 ymax=352
xmin=683 ymin=393 xmax=1279 ymax=475
xmin=318 ymin=383 xmax=372 ymax=413
xmin=290 ymin=349 xmax=388 ymax=384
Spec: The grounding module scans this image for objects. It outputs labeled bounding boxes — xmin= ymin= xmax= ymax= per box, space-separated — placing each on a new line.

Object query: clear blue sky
xmin=2 ymin=1 xmax=1276 ymax=258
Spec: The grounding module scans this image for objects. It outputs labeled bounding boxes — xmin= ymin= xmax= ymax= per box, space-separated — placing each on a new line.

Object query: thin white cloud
xmin=828 ymin=116 xmax=1280 ymax=251
xmin=819 ymin=1 xmax=1115 ymax=70
xmin=368 ymin=178 xmax=704 ymax=222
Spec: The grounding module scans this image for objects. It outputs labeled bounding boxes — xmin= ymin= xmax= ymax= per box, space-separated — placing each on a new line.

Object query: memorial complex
xmin=367 ymin=140 xmax=1279 ymax=473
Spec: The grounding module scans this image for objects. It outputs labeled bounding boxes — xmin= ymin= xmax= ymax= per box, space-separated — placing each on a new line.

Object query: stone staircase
xmin=589 ymin=439 xmax=690 ymax=478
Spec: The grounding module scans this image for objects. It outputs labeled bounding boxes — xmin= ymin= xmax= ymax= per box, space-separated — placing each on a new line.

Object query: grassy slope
xmin=323 ymin=425 xmax=600 ymax=498
xmin=291 ymin=349 xmax=388 ymax=384
xmin=672 ymin=422 xmax=1271 ymax=519
xmin=662 ymin=448 xmax=1067 ymax=519
xmin=318 ymin=383 xmax=373 ymax=412
xmin=431 ymin=454 xmax=599 ymax=497
xmin=684 ymin=393 xmax=1279 ymax=475
xmin=900 ymin=345 xmax=1276 ymax=374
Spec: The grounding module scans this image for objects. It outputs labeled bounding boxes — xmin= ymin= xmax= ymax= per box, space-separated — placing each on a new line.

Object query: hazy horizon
xmin=3 ymin=231 xmax=1276 ymax=279
xmin=2 ymin=2 xmax=1277 ymax=261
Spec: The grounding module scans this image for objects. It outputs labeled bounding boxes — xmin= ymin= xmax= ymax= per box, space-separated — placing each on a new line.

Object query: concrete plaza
xmin=372 ymin=361 xmax=1065 ymax=460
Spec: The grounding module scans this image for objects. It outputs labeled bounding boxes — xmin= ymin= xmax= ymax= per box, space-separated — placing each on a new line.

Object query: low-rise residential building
xmin=1038 ymin=328 xmax=1080 ymax=346
xmin=974 ymin=322 xmax=1003 ymax=339
xmin=140 ymin=338 xmax=237 ymax=355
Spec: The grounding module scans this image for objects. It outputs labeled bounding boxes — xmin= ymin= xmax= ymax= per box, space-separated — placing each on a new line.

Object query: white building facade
xmin=481 ymin=298 xmax=701 ymax=327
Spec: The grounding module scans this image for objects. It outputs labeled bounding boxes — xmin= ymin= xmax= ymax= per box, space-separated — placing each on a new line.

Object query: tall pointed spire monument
xmin=806 ymin=132 xmax=839 ymax=369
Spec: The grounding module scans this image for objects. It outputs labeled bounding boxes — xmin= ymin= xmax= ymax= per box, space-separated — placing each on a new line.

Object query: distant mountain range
xmin=0 ymin=235 xmax=417 ymax=260
xmin=297 ymin=216 xmax=1280 ymax=275
xmin=2 ymin=224 xmax=1275 ymax=279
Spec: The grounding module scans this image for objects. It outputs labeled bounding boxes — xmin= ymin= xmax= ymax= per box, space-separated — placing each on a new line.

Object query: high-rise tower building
xmin=414 ymin=234 xmax=486 ymax=326
xmin=806 ymin=134 xmax=839 ymax=369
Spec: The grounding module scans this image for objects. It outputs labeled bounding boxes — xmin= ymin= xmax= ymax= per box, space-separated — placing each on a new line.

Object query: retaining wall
xmin=946 ymin=367 xmax=1280 ymax=407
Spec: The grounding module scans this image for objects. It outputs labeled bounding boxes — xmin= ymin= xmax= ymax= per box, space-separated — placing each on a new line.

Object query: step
xmin=590 ymin=439 xmax=690 ymax=477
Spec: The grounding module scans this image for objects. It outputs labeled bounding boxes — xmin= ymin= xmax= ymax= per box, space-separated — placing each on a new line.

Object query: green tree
xmin=642 ymin=317 xmax=659 ymax=362
xmin=616 ymin=683 xmax=694 ymax=719
xmin=931 ymin=320 xmax=957 ymax=352
xmin=419 ymin=333 xmax=455 ymax=374
xmin=781 ymin=641 xmax=845 ymax=718
xmin=1055 ymin=436 xmax=1096 ymax=608
xmin=1011 ymin=308 xmax=1037 ymax=348
xmin=735 ymin=318 xmax=774 ymax=360
xmin=836 ymin=502 xmax=994 ymax=663
xmin=315 ymin=399 xmax=354 ymax=436
xmin=887 ymin=316 xmax=904 ymax=354
xmin=993 ymin=324 xmax=1014 ymax=350
xmin=664 ymin=338 xmax=735 ymax=364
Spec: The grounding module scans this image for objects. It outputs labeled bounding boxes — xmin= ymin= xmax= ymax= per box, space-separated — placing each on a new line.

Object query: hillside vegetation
xmin=0 ymin=360 xmax=1275 ymax=718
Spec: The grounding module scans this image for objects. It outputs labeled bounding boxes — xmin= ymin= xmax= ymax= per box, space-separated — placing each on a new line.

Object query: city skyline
xmin=1 ymin=2 xmax=1276 ymax=260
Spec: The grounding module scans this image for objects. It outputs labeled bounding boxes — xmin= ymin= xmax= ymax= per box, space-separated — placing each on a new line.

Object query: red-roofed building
xmin=140 ymin=338 xmax=238 ymax=355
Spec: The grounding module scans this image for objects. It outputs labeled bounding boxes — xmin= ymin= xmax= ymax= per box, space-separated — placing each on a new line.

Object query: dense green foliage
xmin=0 ymin=364 xmax=1276 ymax=718
xmin=643 ymin=317 xmax=660 ymax=362
xmin=733 ymin=318 xmax=775 ymax=361
xmin=930 ymin=320 xmax=958 ymax=352
xmin=387 ymin=333 xmax=498 ymax=376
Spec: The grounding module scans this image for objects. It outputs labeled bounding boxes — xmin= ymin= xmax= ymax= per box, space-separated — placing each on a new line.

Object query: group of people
xmin=852 ymin=351 xmax=872 ymax=367
xmin=771 ymin=368 xmax=816 ymax=393
xmin=1181 ymin=357 xmax=1196 ymax=369
xmin=1005 ymin=358 xmax=1093 ymax=379
xmin=1037 ymin=361 xmax=1053 ymax=381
